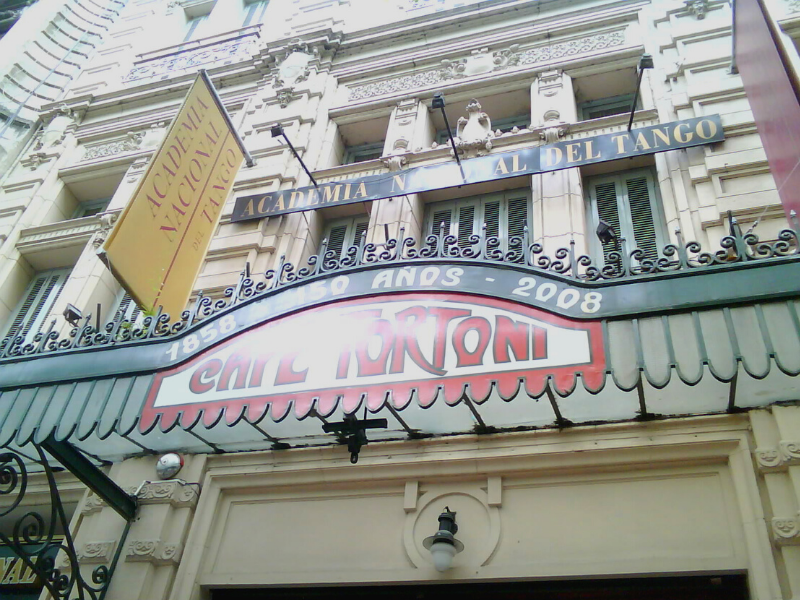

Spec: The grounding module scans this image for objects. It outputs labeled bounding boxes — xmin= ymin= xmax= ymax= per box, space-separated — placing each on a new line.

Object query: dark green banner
xmin=204 ymin=115 xmax=721 ymax=222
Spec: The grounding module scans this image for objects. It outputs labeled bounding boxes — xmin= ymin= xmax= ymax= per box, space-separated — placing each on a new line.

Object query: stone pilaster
xmin=530 ymin=70 xmax=588 ymax=258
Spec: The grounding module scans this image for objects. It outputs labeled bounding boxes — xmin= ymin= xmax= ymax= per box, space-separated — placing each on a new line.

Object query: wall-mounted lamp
xmin=595 ymin=219 xmax=617 ymax=245
xmin=63 ymin=303 xmax=83 ymax=327
xmin=271 ymin=123 xmax=319 ymax=189
xmin=627 ymin=53 xmax=654 ymax=131
xmin=422 ymin=506 xmax=464 ymax=572
xmin=431 ymin=92 xmax=462 ymax=167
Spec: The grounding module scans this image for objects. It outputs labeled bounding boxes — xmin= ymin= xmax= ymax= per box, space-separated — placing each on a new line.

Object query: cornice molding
xmin=754 ymin=441 xmax=800 ymax=471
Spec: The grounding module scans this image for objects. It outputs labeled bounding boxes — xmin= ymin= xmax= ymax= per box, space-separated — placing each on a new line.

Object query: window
xmin=242 ymin=0 xmax=269 ymax=26
xmin=426 ymin=189 xmax=530 ymax=252
xmin=71 ymin=198 xmax=109 ymax=219
xmin=2 ymin=269 xmax=70 ymax=344
xmin=585 ymin=169 xmax=665 ymax=263
xmin=578 ymin=94 xmax=637 ymax=121
xmin=183 ymin=14 xmax=208 ymax=42
xmin=322 ymin=216 xmax=369 ymax=259
xmin=342 ymin=142 xmax=384 ymax=165
xmin=113 ymin=291 xmax=143 ymax=323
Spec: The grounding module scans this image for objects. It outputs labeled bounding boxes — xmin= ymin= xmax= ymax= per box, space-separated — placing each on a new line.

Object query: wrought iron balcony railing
xmin=1 ymin=213 xmax=799 ymax=359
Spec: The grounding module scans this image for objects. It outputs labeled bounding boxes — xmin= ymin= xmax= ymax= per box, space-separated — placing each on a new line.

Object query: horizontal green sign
xmin=232 ymin=115 xmax=724 ymax=222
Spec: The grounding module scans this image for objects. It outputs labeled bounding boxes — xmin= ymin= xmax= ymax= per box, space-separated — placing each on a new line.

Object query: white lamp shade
xmin=430 ymin=541 xmax=457 ymax=572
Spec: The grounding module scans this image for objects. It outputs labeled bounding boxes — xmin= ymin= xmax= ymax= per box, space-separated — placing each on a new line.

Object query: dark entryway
xmin=213 ymin=574 xmax=749 ymax=600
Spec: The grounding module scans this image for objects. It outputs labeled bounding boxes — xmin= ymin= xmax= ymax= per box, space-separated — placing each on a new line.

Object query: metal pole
xmin=438 ymin=107 xmax=462 ymax=166
xmin=280 ymin=132 xmax=319 ymax=189
xmin=627 ymin=66 xmax=645 ymax=131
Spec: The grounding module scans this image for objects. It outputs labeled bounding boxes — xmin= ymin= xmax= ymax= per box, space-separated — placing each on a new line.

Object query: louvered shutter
xmin=456 ymin=204 xmax=476 ymax=248
xmin=326 ymin=224 xmax=348 ymax=258
xmin=506 ymin=196 xmax=529 ymax=259
xmin=115 ymin=293 xmax=142 ymax=322
xmin=625 ymin=175 xmax=659 ymax=261
xmin=4 ymin=270 xmax=69 ymax=343
xmin=594 ymin=180 xmax=623 ymax=263
xmin=431 ymin=207 xmax=453 ymax=237
xmin=484 ymin=200 xmax=501 ymax=240
xmin=353 ymin=220 xmax=369 ymax=248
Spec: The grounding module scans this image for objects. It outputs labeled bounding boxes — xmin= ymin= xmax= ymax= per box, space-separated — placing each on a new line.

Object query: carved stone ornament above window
xmin=82 ymin=131 xmax=145 ymax=161
xmin=454 ymin=98 xmax=494 ymax=157
xmin=124 ymin=34 xmax=259 ymax=83
xmin=348 ymin=30 xmax=626 ymax=101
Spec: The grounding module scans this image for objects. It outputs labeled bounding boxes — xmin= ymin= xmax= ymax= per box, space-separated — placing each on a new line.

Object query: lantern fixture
xmin=422 ymin=506 xmax=464 ymax=572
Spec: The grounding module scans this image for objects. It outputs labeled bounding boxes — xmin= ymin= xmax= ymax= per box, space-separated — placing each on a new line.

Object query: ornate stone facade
xmin=348 ymin=30 xmax=626 ymax=101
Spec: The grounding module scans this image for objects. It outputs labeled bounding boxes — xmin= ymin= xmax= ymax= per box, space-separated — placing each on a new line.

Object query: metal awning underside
xmin=1 ymin=299 xmax=798 ymax=461
xmin=2 ymin=224 xmax=800 ymax=461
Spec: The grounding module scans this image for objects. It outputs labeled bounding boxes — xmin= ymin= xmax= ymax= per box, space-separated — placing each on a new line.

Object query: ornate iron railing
xmin=1 ymin=213 xmax=799 ymax=359
xmin=0 ymin=446 xmax=130 ymax=600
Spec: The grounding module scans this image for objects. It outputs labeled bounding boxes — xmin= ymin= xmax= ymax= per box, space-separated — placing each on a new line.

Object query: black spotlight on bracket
xmin=271 ymin=123 xmax=319 ymax=189
xmin=431 ymin=93 xmax=464 ymax=174
xmin=63 ymin=303 xmax=83 ymax=327
xmin=595 ymin=219 xmax=617 ymax=246
xmin=422 ymin=507 xmax=465 ymax=572
xmin=322 ymin=413 xmax=388 ymax=464
xmin=627 ymin=53 xmax=654 ymax=131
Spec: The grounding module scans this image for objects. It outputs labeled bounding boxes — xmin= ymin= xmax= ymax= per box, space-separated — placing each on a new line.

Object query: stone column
xmin=530 ymin=70 xmax=589 ymax=260
xmin=369 ymin=98 xmax=429 ymax=245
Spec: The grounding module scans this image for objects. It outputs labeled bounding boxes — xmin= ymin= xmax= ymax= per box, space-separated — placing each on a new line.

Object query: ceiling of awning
xmin=1 ymin=299 xmax=798 ymax=462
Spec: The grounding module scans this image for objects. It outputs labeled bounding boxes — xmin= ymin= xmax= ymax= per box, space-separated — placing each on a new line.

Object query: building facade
xmin=1 ymin=1 xmax=800 ymax=599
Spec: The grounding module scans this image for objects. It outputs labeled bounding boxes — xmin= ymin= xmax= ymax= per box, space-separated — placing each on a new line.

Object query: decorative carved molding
xmin=755 ymin=441 xmax=800 ymax=470
xmin=126 ymin=539 xmax=183 ymax=565
xmin=91 ymin=212 xmax=120 ymax=249
xmin=684 ymin=0 xmax=709 ymax=19
xmin=787 ymin=0 xmax=800 ymax=13
xmin=126 ymin=481 xmax=200 ymax=508
xmin=77 ymin=541 xmax=116 ymax=564
xmin=772 ymin=515 xmax=800 ymax=545
xmin=453 ymin=98 xmax=494 ymax=157
xmin=124 ymin=35 xmax=259 ymax=83
xmin=81 ymin=493 xmax=105 ymax=515
xmin=276 ymin=88 xmax=296 ymax=108
xmin=82 ymin=132 xmax=145 ymax=161
xmin=348 ymin=30 xmax=625 ymax=101
xmin=83 ymin=481 xmax=199 ymax=513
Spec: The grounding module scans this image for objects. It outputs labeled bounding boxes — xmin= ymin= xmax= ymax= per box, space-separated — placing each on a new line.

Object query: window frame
xmin=342 ymin=141 xmax=385 ymax=165
xmin=578 ymin=94 xmax=639 ymax=121
xmin=71 ymin=198 xmax=110 ymax=220
xmin=182 ymin=13 xmax=209 ymax=42
xmin=2 ymin=268 xmax=71 ymax=344
xmin=321 ymin=215 xmax=370 ymax=259
xmin=425 ymin=188 xmax=532 ymax=252
xmin=242 ymin=0 xmax=269 ymax=26
xmin=585 ymin=167 xmax=667 ymax=264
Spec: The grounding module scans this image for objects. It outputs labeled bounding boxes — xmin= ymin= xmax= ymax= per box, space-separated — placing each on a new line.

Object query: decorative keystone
xmin=126 ymin=539 xmax=183 ymax=565
xmin=772 ymin=515 xmax=800 ymax=545
xmin=755 ymin=441 xmax=800 ymax=471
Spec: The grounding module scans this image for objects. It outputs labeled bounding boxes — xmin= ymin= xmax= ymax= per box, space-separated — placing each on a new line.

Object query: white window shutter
xmin=593 ymin=179 xmax=623 ymax=263
xmin=624 ymin=175 xmax=659 ymax=261
xmin=483 ymin=200 xmax=501 ymax=240
xmin=4 ymin=270 xmax=70 ymax=343
xmin=430 ymin=207 xmax=453 ymax=236
xmin=325 ymin=224 xmax=349 ymax=258
xmin=456 ymin=204 xmax=476 ymax=247
xmin=353 ymin=220 xmax=369 ymax=248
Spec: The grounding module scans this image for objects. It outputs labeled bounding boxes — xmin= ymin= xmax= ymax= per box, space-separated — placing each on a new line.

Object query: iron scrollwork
xmin=0 ymin=447 xmax=131 ymax=600
xmin=1 ymin=212 xmax=799 ymax=360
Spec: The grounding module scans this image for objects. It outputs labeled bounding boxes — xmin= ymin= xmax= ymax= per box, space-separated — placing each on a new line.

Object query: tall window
xmin=426 ymin=189 xmax=530 ymax=252
xmin=113 ymin=291 xmax=143 ymax=323
xmin=342 ymin=142 xmax=385 ymax=165
xmin=2 ymin=269 xmax=70 ymax=344
xmin=585 ymin=168 xmax=665 ymax=263
xmin=242 ymin=0 xmax=269 ymax=26
xmin=322 ymin=216 xmax=370 ymax=259
xmin=578 ymin=94 xmax=637 ymax=121
xmin=183 ymin=14 xmax=208 ymax=42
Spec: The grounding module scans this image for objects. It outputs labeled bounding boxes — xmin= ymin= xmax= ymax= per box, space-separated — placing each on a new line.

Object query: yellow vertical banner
xmin=99 ymin=71 xmax=246 ymax=319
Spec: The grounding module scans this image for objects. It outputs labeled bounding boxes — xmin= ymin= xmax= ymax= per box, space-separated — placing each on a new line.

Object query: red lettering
xmin=189 ymin=158 xmax=203 ymax=183
xmin=189 ymin=359 xmax=222 ymax=394
xmin=217 ymin=353 xmax=251 ymax=391
xmin=533 ymin=327 xmax=548 ymax=359
xmin=355 ymin=315 xmax=394 ymax=377
xmin=153 ymin=173 xmax=167 ymax=199
xmin=493 ymin=316 xmax=529 ymax=363
xmin=275 ymin=352 xmax=307 ymax=385
xmin=389 ymin=307 xmax=469 ymax=376
xmin=249 ymin=352 xmax=273 ymax=387
xmin=452 ymin=317 xmax=491 ymax=367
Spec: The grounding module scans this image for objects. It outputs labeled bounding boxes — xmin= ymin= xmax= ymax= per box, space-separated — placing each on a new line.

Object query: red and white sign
xmin=140 ymin=293 xmax=605 ymax=431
